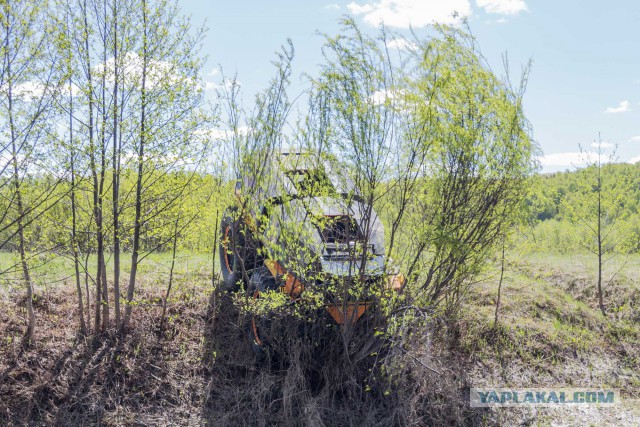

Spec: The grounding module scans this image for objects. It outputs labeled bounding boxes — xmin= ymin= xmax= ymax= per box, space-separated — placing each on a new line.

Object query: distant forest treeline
xmin=3 ymin=160 xmax=638 ymax=256
xmin=526 ymin=162 xmax=640 ymax=253
xmin=0 ymin=172 xmax=228 ymax=254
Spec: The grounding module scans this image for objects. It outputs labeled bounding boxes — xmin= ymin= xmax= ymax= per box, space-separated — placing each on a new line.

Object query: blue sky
xmin=181 ymin=0 xmax=640 ymax=172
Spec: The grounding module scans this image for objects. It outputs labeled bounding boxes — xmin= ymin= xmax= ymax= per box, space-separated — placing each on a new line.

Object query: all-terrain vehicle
xmin=219 ymin=151 xmax=404 ymax=351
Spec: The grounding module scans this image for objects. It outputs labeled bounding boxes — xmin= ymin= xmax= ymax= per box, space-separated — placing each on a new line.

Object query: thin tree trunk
xmin=597 ymin=165 xmax=605 ymax=316
xmin=16 ymin=209 xmax=34 ymax=344
xmin=96 ymin=225 xmax=105 ymax=331
xmin=122 ymin=0 xmax=148 ymax=331
xmin=161 ymin=218 xmax=180 ymax=328
xmin=100 ymin=235 xmax=108 ymax=331
xmin=211 ymin=212 xmax=218 ymax=288
xmin=84 ymin=251 xmax=91 ymax=331
xmin=69 ymin=66 xmax=87 ymax=335
xmin=494 ymin=235 xmax=506 ymax=327
xmin=99 ymin=0 xmax=109 ymax=331
xmin=11 ymin=137 xmax=35 ymax=345
xmin=80 ymin=0 xmax=101 ymax=334
xmin=92 ymin=163 xmax=101 ymax=335
xmin=5 ymin=28 xmax=36 ymax=345
xmin=71 ymin=162 xmax=85 ymax=335
xmin=111 ymin=0 xmax=121 ymax=331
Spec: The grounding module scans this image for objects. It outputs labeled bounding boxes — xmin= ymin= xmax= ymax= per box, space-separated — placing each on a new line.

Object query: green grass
xmin=460 ymin=251 xmax=640 ymax=398
xmin=520 ymin=251 xmax=640 ymax=285
xmin=0 ymin=250 xmax=217 ymax=291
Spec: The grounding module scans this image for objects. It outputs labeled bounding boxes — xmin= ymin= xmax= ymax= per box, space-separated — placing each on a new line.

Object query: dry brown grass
xmin=1 ymin=282 xmax=483 ymax=426
xmin=202 ymin=290 xmax=485 ymax=426
xmin=0 ymin=283 xmax=209 ymax=425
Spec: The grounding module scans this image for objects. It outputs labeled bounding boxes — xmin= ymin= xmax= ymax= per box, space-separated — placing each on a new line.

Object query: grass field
xmin=0 ymin=250 xmax=217 ymax=293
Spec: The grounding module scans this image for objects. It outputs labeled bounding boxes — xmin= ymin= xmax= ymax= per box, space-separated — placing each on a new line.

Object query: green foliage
xmin=376 ymin=24 xmax=537 ymax=313
xmin=524 ymin=162 xmax=640 ymax=254
xmin=1 ymin=170 xmax=226 ymax=254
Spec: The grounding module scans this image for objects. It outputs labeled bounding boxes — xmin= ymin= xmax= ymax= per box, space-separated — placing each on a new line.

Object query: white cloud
xmin=0 ymin=81 xmax=48 ymax=102
xmin=208 ymin=79 xmax=240 ymax=92
xmin=476 ymin=0 xmax=527 ymax=15
xmin=96 ymin=52 xmax=198 ymax=90
xmin=347 ymin=0 xmax=471 ymax=28
xmin=370 ymin=89 xmax=393 ymax=105
xmin=369 ymin=88 xmax=408 ymax=107
xmin=207 ymin=68 xmax=220 ymax=77
xmin=539 ymin=152 xmax=594 ymax=168
xmin=193 ymin=126 xmax=250 ymax=142
xmin=628 ymin=135 xmax=640 ymax=142
xmin=540 ymin=150 xmax=620 ymax=169
xmin=4 ymin=80 xmax=82 ymax=102
xmin=325 ymin=3 xmax=341 ymax=10
xmin=485 ymin=17 xmax=509 ymax=24
xmin=387 ymin=37 xmax=417 ymax=51
xmin=1 ymin=81 xmax=83 ymax=102
xmin=590 ymin=141 xmax=614 ymax=149
xmin=14 ymin=82 xmax=45 ymax=99
xmin=64 ymin=83 xmax=83 ymax=97
xmin=604 ymin=100 xmax=630 ymax=114
xmin=348 ymin=2 xmax=374 ymax=14
xmin=628 ymin=155 xmax=640 ymax=164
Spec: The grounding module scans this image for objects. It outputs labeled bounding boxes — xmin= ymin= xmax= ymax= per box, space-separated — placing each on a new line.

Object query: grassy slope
xmin=462 ymin=253 xmax=640 ymax=425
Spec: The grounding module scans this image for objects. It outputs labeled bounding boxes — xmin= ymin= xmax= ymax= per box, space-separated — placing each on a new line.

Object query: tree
xmin=67 ymin=0 xmax=109 ymax=333
xmin=55 ymin=4 xmax=88 ymax=334
xmin=0 ymin=0 xmax=67 ymax=344
xmin=46 ymin=0 xmax=213 ymax=336
xmin=121 ymin=0 xmax=212 ymax=332
xmin=310 ymin=21 xmax=537 ymax=322
xmin=307 ymin=19 xmax=428 ymax=359
xmin=385 ymin=25 xmax=536 ymax=318
xmin=216 ymin=40 xmax=294 ymax=291
xmin=561 ymin=137 xmax=623 ymax=316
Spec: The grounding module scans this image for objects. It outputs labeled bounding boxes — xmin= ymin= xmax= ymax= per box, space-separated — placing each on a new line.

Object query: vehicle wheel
xmin=246 ymin=267 xmax=277 ymax=356
xmin=219 ymin=207 xmax=257 ymax=291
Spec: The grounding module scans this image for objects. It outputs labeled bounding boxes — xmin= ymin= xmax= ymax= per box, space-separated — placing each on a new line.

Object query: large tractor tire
xmin=219 ymin=207 xmax=258 ymax=291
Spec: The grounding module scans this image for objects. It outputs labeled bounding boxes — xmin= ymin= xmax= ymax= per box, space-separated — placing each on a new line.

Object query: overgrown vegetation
xmin=1 ymin=1 xmax=638 ymax=425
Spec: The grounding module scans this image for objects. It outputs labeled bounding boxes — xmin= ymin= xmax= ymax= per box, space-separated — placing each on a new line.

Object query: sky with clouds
xmin=181 ymin=0 xmax=640 ymax=173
